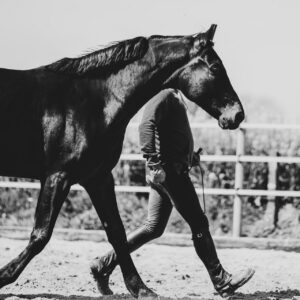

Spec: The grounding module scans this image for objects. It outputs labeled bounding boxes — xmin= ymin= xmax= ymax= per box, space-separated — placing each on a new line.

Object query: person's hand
xmin=147 ymin=165 xmax=166 ymax=184
xmin=191 ymin=151 xmax=200 ymax=167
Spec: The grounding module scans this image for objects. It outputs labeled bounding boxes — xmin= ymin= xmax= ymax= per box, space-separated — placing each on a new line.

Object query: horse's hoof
xmin=90 ymin=260 xmax=113 ymax=295
xmin=124 ymin=275 xmax=157 ymax=299
xmin=95 ymin=276 xmax=113 ymax=295
xmin=138 ymin=288 xmax=159 ymax=300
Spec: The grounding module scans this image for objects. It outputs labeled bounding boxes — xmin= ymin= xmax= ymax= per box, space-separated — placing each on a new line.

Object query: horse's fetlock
xmin=30 ymin=231 xmax=50 ymax=252
xmin=0 ymin=271 xmax=15 ymax=287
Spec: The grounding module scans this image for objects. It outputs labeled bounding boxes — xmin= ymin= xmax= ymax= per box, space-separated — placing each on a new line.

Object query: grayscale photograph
xmin=0 ymin=0 xmax=299 ymax=299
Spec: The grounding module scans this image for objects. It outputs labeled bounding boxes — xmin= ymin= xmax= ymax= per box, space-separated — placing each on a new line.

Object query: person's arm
xmin=139 ymin=93 xmax=168 ymax=183
xmin=139 ymin=119 xmax=161 ymax=168
xmin=191 ymin=147 xmax=203 ymax=168
xmin=139 ymin=96 xmax=166 ymax=168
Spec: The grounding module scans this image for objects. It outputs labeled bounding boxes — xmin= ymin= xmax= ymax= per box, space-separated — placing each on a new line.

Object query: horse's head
xmin=170 ymin=25 xmax=244 ymax=129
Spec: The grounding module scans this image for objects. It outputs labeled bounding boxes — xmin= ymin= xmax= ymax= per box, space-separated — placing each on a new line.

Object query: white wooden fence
xmin=1 ymin=123 xmax=300 ymax=238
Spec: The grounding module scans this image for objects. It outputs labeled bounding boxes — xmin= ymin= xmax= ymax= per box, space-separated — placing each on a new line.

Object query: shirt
xmin=139 ymin=89 xmax=194 ymax=169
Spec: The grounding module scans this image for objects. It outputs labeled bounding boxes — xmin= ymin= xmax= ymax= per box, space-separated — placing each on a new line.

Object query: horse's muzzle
xmin=218 ymin=109 xmax=244 ymax=130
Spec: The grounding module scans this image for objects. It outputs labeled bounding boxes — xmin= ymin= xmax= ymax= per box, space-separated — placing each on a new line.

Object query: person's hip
xmin=164 ymin=161 xmax=190 ymax=175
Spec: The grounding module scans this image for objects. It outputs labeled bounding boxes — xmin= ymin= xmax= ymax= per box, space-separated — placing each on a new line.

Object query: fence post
xmin=268 ymin=158 xmax=277 ymax=193
xmin=266 ymin=152 xmax=277 ymax=224
xmin=233 ymin=128 xmax=245 ymax=237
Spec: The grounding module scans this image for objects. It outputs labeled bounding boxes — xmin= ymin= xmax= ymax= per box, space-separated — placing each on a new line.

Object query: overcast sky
xmin=0 ymin=0 xmax=299 ymax=122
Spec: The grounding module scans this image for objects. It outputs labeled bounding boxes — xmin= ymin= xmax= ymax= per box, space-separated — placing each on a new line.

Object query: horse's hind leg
xmin=83 ymin=173 xmax=157 ymax=299
xmin=0 ymin=172 xmax=70 ymax=288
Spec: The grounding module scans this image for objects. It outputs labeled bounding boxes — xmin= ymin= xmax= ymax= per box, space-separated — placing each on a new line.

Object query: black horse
xmin=0 ymin=25 xmax=244 ymax=298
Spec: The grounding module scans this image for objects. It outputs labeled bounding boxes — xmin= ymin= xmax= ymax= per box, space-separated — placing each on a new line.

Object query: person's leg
xmin=90 ymin=184 xmax=173 ymax=295
xmin=164 ymin=172 xmax=222 ymax=273
xmin=164 ymin=171 xmax=254 ymax=297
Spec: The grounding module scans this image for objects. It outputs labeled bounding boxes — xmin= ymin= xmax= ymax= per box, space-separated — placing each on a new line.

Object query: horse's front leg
xmin=0 ymin=171 xmax=70 ymax=288
xmin=83 ymin=173 xmax=157 ymax=299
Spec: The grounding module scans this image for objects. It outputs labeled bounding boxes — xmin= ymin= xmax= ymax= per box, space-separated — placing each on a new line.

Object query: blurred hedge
xmin=0 ymin=97 xmax=299 ymax=238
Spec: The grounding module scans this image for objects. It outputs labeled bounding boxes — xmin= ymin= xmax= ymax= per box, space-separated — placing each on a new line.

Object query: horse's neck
xmin=103 ymin=38 xmax=191 ymax=126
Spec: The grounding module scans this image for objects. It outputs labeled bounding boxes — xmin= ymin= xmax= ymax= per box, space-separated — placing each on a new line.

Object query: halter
xmin=197 ymin=41 xmax=216 ymax=70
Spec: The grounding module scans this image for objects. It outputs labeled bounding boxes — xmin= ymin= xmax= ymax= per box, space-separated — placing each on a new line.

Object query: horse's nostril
xmin=220 ymin=115 xmax=227 ymax=123
xmin=235 ymin=111 xmax=244 ymax=124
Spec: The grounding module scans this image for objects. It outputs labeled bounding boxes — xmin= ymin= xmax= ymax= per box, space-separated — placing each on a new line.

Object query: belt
xmin=164 ymin=162 xmax=189 ymax=175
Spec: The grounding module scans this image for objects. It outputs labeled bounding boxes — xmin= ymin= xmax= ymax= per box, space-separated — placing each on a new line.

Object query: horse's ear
xmin=206 ymin=24 xmax=217 ymax=41
xmin=191 ymin=24 xmax=217 ymax=51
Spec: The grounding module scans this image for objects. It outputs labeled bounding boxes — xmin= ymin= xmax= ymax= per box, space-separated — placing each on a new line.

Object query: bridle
xmin=197 ymin=41 xmax=218 ymax=70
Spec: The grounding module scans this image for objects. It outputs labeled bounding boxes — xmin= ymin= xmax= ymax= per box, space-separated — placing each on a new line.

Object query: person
xmin=90 ymin=89 xmax=254 ymax=297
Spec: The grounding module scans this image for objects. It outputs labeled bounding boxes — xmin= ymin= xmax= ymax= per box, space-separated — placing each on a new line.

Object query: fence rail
xmin=121 ymin=154 xmax=300 ymax=163
xmin=1 ymin=123 xmax=300 ymax=238
xmin=128 ymin=122 xmax=300 ymax=130
xmin=1 ymin=181 xmax=300 ymax=198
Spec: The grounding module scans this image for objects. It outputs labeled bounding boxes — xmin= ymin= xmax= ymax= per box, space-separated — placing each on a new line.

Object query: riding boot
xmin=90 ymin=225 xmax=157 ymax=295
xmin=192 ymin=229 xmax=255 ymax=297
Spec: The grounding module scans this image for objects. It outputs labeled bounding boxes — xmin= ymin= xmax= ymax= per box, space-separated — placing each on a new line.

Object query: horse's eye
xmin=199 ymin=40 xmax=207 ymax=48
xmin=210 ymin=64 xmax=221 ymax=74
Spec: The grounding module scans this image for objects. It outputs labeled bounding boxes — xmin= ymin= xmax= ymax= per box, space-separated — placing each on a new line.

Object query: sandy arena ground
xmin=0 ymin=238 xmax=299 ymax=300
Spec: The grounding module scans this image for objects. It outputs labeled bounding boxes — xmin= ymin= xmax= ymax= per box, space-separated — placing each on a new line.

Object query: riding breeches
xmin=98 ymin=168 xmax=221 ymax=276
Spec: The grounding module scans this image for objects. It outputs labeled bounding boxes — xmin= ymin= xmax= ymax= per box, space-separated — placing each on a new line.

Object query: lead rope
xmin=199 ymin=154 xmax=206 ymax=214
xmin=196 ymin=147 xmax=206 ymax=214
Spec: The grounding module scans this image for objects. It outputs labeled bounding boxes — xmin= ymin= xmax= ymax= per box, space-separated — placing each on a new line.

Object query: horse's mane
xmin=46 ymin=36 xmax=149 ymax=76
xmin=150 ymin=35 xmax=185 ymax=40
